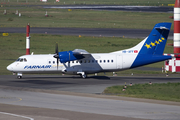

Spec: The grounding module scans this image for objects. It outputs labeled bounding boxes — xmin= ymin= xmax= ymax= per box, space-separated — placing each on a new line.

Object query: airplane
xmin=7 ymin=22 xmax=172 ymax=79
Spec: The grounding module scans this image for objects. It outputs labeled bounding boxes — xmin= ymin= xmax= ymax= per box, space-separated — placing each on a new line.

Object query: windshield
xmin=16 ymin=58 xmax=21 ymax=62
xmin=16 ymin=58 xmax=27 ymax=62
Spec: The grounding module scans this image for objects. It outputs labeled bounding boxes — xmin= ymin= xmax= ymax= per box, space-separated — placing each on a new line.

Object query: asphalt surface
xmin=1 ymin=75 xmax=180 ymax=94
xmin=42 ymin=5 xmax=173 ymax=13
xmin=0 ymin=75 xmax=180 ymax=120
xmin=0 ymin=88 xmax=180 ymax=120
xmin=0 ymin=103 xmax=143 ymax=120
xmin=0 ymin=27 xmax=174 ymax=39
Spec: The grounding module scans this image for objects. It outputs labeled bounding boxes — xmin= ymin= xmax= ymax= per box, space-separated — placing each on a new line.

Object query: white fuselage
xmin=7 ymin=52 xmax=137 ymax=75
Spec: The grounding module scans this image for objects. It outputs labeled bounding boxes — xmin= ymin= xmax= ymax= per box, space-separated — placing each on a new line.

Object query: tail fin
xmin=139 ymin=22 xmax=171 ymax=55
xmin=130 ymin=22 xmax=172 ymax=68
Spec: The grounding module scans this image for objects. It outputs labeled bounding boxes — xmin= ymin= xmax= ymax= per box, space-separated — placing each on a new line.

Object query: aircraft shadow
xmin=87 ymin=76 xmax=111 ymax=80
xmin=11 ymin=80 xmax=74 ymax=85
xmin=19 ymin=75 xmax=111 ymax=80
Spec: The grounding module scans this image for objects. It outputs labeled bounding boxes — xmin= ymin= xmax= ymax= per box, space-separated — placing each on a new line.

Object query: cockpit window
xmin=16 ymin=58 xmax=20 ymax=61
xmin=24 ymin=58 xmax=27 ymax=62
xmin=16 ymin=58 xmax=27 ymax=62
xmin=20 ymin=58 xmax=23 ymax=62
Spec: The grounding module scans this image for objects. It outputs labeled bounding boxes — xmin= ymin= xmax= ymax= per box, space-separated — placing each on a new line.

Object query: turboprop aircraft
xmin=7 ymin=22 xmax=172 ymax=79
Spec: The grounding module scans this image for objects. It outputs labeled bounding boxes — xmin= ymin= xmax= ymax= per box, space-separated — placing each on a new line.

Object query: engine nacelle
xmin=58 ymin=51 xmax=77 ymax=63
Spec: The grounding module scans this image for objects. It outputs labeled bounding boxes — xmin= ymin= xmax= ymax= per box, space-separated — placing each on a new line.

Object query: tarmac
xmin=0 ymin=75 xmax=180 ymax=120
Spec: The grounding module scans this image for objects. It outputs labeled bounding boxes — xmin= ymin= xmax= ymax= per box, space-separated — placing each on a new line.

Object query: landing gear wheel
xmin=82 ymin=74 xmax=87 ymax=79
xmin=77 ymin=72 xmax=87 ymax=79
xmin=17 ymin=73 xmax=22 ymax=79
xmin=17 ymin=76 xmax=22 ymax=79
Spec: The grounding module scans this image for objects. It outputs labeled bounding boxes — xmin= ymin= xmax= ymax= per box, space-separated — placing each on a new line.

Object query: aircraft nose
xmin=7 ymin=64 xmax=13 ymax=71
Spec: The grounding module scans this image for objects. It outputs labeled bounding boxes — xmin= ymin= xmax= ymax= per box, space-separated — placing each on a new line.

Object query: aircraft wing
xmin=72 ymin=49 xmax=91 ymax=59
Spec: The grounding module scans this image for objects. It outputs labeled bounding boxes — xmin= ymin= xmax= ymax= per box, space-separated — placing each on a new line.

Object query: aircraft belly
xmin=100 ymin=64 xmax=116 ymax=71
xmin=65 ymin=64 xmax=102 ymax=74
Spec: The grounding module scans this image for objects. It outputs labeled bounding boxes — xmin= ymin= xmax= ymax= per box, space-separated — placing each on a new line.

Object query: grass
xmin=0 ymin=0 xmax=174 ymax=6
xmin=103 ymin=82 xmax=180 ymax=102
xmin=0 ymin=8 xmax=174 ymax=29
xmin=0 ymin=33 xmax=174 ymax=75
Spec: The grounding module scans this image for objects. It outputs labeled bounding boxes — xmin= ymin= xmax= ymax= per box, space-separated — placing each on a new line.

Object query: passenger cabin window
xmin=104 ymin=60 xmax=106 ymax=63
xmin=107 ymin=60 xmax=109 ymax=63
xmin=111 ymin=60 xmax=113 ymax=63
xmin=49 ymin=61 xmax=51 ymax=64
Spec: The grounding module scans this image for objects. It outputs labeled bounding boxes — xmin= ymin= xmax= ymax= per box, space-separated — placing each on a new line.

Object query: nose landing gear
xmin=17 ymin=73 xmax=22 ymax=79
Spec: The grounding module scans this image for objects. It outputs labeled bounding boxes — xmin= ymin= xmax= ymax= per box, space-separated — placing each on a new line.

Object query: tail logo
xmin=145 ymin=43 xmax=151 ymax=49
xmin=159 ymin=39 xmax=163 ymax=42
xmin=155 ymin=40 xmax=160 ymax=44
xmin=150 ymin=42 xmax=156 ymax=46
xmin=144 ymin=37 xmax=165 ymax=49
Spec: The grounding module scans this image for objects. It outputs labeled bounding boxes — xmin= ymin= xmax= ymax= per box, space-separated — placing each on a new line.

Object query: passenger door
xmin=116 ymin=55 xmax=122 ymax=69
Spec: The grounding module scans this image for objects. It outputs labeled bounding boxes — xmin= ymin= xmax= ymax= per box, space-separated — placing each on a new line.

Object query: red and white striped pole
xmin=26 ymin=23 xmax=30 ymax=55
xmin=174 ymin=0 xmax=180 ymax=53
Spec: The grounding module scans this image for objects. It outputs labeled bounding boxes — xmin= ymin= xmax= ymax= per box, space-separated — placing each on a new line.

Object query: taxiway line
xmin=0 ymin=112 xmax=34 ymax=120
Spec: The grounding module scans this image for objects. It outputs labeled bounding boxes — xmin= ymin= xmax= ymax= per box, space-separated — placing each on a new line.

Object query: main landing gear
xmin=77 ymin=72 xmax=87 ymax=79
xmin=81 ymin=74 xmax=87 ymax=79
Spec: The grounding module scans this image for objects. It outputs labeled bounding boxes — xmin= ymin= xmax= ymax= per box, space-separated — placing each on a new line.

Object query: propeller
xmin=53 ymin=43 xmax=59 ymax=70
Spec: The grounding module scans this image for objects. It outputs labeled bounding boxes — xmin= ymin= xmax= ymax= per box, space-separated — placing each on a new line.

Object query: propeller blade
xmin=57 ymin=57 xmax=59 ymax=70
xmin=53 ymin=43 xmax=59 ymax=70
xmin=55 ymin=43 xmax=58 ymax=55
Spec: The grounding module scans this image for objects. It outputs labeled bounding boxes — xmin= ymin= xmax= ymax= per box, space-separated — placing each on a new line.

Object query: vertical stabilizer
xmin=130 ymin=22 xmax=172 ymax=68
xmin=138 ymin=22 xmax=171 ymax=55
